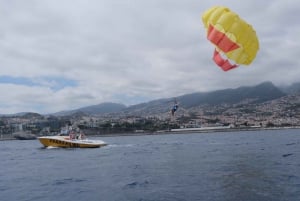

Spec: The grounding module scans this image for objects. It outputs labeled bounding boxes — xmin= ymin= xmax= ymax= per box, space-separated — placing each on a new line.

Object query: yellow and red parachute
xmin=202 ymin=6 xmax=259 ymax=71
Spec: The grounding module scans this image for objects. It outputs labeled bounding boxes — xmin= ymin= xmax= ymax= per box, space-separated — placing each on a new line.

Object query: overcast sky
xmin=0 ymin=0 xmax=299 ymax=114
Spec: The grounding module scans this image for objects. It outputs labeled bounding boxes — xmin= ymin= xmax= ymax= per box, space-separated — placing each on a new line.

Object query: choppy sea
xmin=0 ymin=129 xmax=300 ymax=201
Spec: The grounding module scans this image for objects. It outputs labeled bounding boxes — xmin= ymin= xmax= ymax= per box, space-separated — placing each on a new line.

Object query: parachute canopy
xmin=202 ymin=6 xmax=259 ymax=71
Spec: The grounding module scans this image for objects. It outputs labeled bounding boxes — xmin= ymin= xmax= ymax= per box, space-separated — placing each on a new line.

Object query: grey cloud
xmin=0 ymin=0 xmax=300 ymax=113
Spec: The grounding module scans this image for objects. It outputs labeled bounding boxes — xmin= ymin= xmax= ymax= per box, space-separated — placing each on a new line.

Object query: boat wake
xmin=46 ymin=146 xmax=60 ymax=149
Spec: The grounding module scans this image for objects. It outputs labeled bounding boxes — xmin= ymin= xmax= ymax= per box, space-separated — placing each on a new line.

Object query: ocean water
xmin=0 ymin=129 xmax=299 ymax=201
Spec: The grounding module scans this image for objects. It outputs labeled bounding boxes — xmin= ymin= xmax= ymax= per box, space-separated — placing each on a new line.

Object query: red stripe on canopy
xmin=213 ymin=49 xmax=238 ymax=71
xmin=207 ymin=24 xmax=240 ymax=53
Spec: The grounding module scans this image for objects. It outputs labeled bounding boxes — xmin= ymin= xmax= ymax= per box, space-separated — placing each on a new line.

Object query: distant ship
xmin=13 ymin=131 xmax=37 ymax=140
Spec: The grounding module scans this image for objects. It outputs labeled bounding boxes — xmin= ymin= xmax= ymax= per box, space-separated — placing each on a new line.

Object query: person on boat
xmin=79 ymin=132 xmax=86 ymax=140
xmin=69 ymin=131 xmax=75 ymax=140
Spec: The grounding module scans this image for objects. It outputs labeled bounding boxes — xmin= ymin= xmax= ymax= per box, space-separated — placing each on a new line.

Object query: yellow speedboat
xmin=38 ymin=135 xmax=107 ymax=148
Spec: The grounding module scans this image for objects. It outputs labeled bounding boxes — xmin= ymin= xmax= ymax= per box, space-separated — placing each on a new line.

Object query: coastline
xmin=86 ymin=126 xmax=300 ymax=138
xmin=0 ymin=132 xmax=37 ymax=141
xmin=1 ymin=126 xmax=299 ymax=141
xmin=0 ymin=135 xmax=16 ymax=141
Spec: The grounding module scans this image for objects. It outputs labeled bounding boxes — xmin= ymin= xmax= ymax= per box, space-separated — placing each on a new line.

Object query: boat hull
xmin=38 ymin=136 xmax=107 ymax=148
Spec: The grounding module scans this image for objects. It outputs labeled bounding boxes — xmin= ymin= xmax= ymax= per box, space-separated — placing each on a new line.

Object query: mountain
xmin=53 ymin=102 xmax=127 ymax=116
xmin=0 ymin=82 xmax=288 ymax=117
xmin=122 ymin=82 xmax=286 ymax=116
xmin=122 ymin=98 xmax=173 ymax=115
xmin=77 ymin=102 xmax=126 ymax=114
xmin=178 ymin=81 xmax=286 ymax=108
xmin=279 ymin=82 xmax=300 ymax=94
xmin=21 ymin=112 xmax=44 ymax=119
xmin=0 ymin=112 xmax=43 ymax=118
